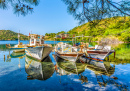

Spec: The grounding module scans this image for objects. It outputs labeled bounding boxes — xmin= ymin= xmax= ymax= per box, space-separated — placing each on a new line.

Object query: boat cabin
xmin=30 ymin=34 xmax=44 ymax=46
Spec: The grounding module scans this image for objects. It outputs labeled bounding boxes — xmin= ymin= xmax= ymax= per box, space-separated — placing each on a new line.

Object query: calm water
xmin=0 ymin=41 xmax=130 ymax=91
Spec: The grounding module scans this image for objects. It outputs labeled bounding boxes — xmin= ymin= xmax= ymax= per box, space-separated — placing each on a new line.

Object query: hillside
xmin=0 ymin=30 xmax=28 ymax=40
xmin=68 ymin=16 xmax=130 ymax=42
xmin=45 ymin=16 xmax=130 ymax=43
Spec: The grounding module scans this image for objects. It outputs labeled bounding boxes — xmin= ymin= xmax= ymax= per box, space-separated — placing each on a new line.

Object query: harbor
xmin=0 ymin=40 xmax=130 ymax=91
xmin=0 ymin=0 xmax=130 ymax=90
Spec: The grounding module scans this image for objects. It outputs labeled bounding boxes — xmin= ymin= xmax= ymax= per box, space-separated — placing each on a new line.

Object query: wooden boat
xmin=55 ymin=42 xmax=85 ymax=62
xmin=85 ymin=45 xmax=115 ymax=61
xmin=26 ymin=45 xmax=53 ymax=61
xmin=25 ymin=34 xmax=53 ymax=61
xmin=6 ymin=42 xmax=27 ymax=53
xmin=25 ymin=55 xmax=55 ymax=80
xmin=6 ymin=31 xmax=27 ymax=52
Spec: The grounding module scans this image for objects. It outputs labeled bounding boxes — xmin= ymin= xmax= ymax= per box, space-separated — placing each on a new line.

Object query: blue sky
xmin=0 ymin=0 xmax=79 ymax=35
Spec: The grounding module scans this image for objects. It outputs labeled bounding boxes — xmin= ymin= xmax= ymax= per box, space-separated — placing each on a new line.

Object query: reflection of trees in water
xmin=0 ymin=0 xmax=39 ymax=16
xmin=85 ymin=59 xmax=128 ymax=90
xmin=105 ymin=56 xmax=130 ymax=64
xmin=96 ymin=75 xmax=128 ymax=91
xmin=0 ymin=44 xmax=11 ymax=51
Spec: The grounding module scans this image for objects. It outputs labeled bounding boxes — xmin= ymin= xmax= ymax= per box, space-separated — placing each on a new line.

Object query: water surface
xmin=0 ymin=41 xmax=130 ymax=91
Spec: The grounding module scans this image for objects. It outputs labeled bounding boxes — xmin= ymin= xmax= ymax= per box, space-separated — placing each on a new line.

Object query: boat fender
xmin=55 ymin=65 xmax=58 ymax=70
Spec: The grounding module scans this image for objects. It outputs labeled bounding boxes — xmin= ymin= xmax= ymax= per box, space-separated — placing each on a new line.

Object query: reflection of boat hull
xmin=10 ymin=52 xmax=25 ymax=58
xmin=87 ymin=50 xmax=115 ymax=61
xmin=25 ymin=55 xmax=55 ymax=80
xmin=55 ymin=51 xmax=84 ymax=62
xmin=25 ymin=46 xmax=53 ymax=61
xmin=78 ymin=56 xmax=115 ymax=76
xmin=53 ymin=55 xmax=86 ymax=75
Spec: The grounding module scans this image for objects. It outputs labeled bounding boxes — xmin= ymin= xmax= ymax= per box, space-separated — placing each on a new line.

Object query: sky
xmin=0 ymin=0 xmax=79 ymax=35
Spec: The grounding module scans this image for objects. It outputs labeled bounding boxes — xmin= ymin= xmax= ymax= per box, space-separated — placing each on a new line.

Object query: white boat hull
xmin=55 ymin=51 xmax=84 ymax=62
xmin=25 ymin=46 xmax=53 ymax=61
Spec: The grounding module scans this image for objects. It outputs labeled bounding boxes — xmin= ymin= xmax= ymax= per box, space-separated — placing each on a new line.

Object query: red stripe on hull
xmin=86 ymin=57 xmax=103 ymax=61
xmin=87 ymin=51 xmax=113 ymax=54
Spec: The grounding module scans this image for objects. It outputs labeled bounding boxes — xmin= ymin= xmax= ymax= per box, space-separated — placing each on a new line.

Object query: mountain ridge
xmin=0 ymin=30 xmax=28 ymax=40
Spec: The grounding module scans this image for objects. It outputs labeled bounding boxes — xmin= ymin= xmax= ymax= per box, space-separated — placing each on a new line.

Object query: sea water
xmin=0 ymin=41 xmax=130 ymax=91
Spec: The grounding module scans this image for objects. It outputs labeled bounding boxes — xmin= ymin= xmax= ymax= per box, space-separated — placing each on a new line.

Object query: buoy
xmin=55 ymin=65 xmax=58 ymax=70
xmin=111 ymin=76 xmax=118 ymax=80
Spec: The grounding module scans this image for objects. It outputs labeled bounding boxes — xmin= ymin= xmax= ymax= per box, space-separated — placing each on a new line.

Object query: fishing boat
xmin=85 ymin=45 xmax=115 ymax=61
xmin=6 ymin=32 xmax=27 ymax=52
xmin=25 ymin=34 xmax=53 ymax=61
xmin=55 ymin=42 xmax=85 ymax=62
xmin=25 ymin=55 xmax=55 ymax=80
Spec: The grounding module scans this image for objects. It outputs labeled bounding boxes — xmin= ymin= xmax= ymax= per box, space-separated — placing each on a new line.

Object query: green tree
xmin=62 ymin=0 xmax=130 ymax=24
xmin=0 ymin=0 xmax=39 ymax=16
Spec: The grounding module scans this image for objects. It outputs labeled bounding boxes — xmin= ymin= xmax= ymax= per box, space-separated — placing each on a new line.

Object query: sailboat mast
xmin=18 ymin=30 xmax=20 ymax=45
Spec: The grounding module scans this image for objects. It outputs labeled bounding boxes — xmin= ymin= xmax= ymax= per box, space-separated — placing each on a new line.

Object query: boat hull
xmin=55 ymin=51 xmax=84 ymax=62
xmin=25 ymin=46 xmax=53 ymax=61
xmin=13 ymin=49 xmax=25 ymax=53
xmin=86 ymin=50 xmax=115 ymax=61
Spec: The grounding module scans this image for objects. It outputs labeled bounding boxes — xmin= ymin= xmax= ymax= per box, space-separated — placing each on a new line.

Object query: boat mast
xmin=18 ymin=30 xmax=20 ymax=45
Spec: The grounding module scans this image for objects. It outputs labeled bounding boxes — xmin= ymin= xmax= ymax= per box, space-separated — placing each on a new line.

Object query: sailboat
xmin=6 ymin=31 xmax=27 ymax=52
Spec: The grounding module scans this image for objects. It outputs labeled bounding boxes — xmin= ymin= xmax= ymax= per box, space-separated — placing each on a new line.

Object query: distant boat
xmin=55 ymin=42 xmax=85 ymax=62
xmin=6 ymin=32 xmax=27 ymax=52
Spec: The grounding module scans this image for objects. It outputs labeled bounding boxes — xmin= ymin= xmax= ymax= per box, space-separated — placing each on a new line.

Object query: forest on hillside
xmin=45 ymin=16 xmax=130 ymax=43
xmin=0 ymin=30 xmax=28 ymax=40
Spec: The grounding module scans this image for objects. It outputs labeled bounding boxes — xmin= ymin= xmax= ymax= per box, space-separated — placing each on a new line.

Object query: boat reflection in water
xmin=78 ymin=57 xmax=128 ymax=90
xmin=10 ymin=52 xmax=25 ymax=59
xmin=78 ymin=56 xmax=115 ymax=76
xmin=6 ymin=51 xmax=25 ymax=62
xmin=53 ymin=54 xmax=88 ymax=84
xmin=53 ymin=55 xmax=128 ymax=90
xmin=25 ymin=55 xmax=55 ymax=80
